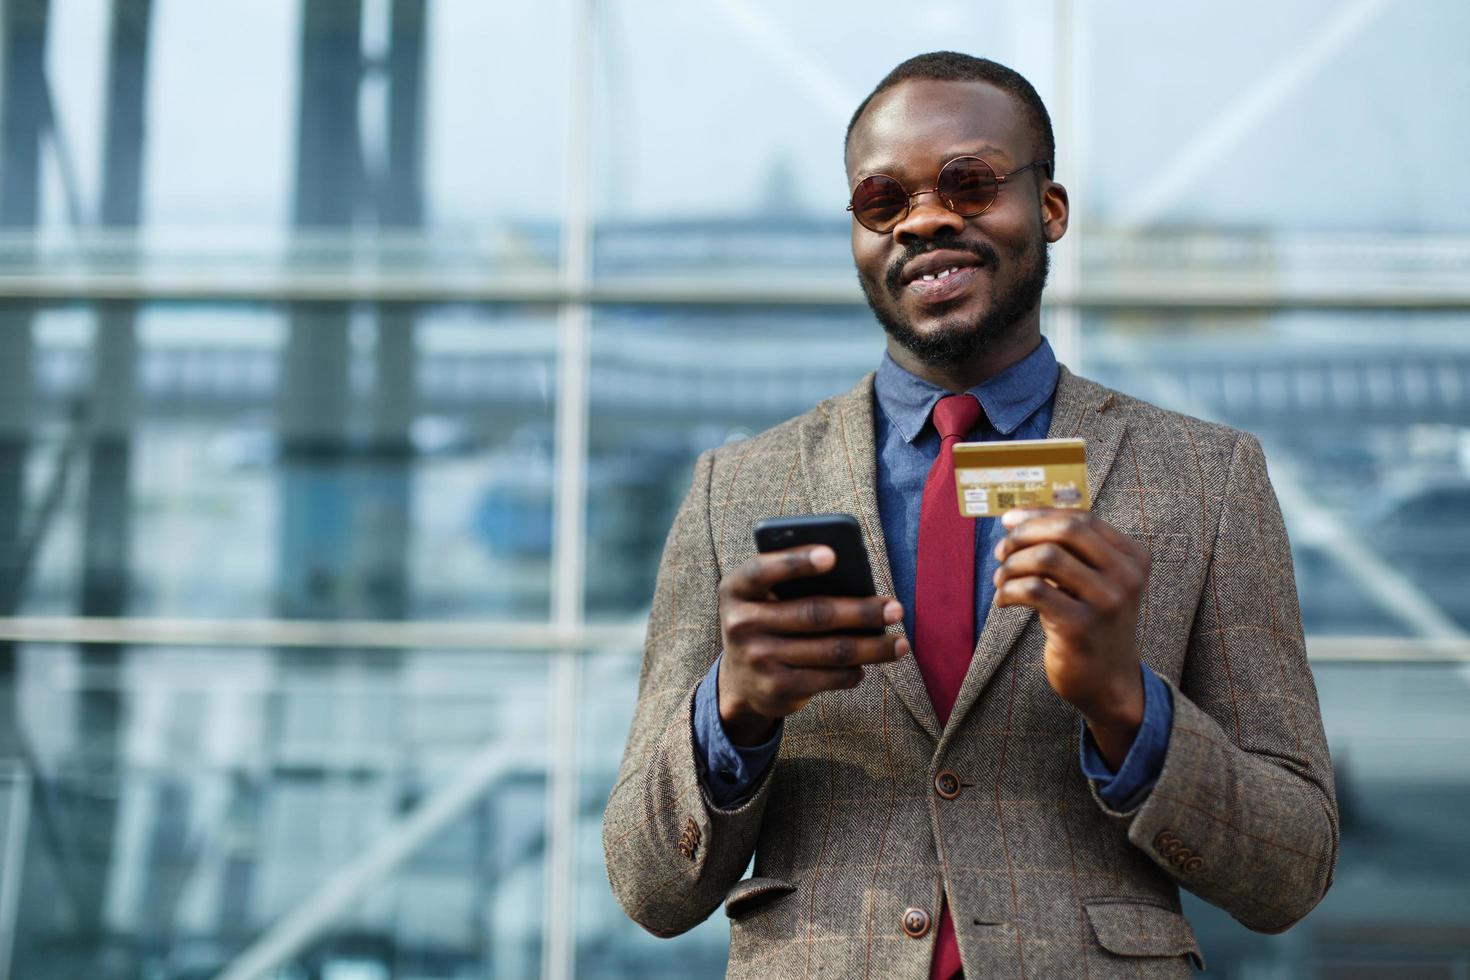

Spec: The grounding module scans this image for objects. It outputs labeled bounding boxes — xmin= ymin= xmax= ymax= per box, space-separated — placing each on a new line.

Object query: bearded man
xmin=603 ymin=51 xmax=1338 ymax=979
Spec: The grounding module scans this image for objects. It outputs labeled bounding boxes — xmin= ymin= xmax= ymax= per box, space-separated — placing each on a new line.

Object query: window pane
xmin=592 ymin=0 xmax=1055 ymax=278
xmin=145 ymin=0 xmax=298 ymax=235
xmin=1080 ymin=309 xmax=1470 ymax=635
xmin=4 ymin=0 xmax=573 ymax=281
xmin=10 ymin=644 xmax=551 ymax=978
xmin=1079 ymin=0 xmax=1470 ymax=235
xmin=584 ymin=306 xmax=885 ymax=618
xmin=577 ymin=644 xmax=730 ymax=978
xmin=0 ymin=302 xmax=556 ymax=621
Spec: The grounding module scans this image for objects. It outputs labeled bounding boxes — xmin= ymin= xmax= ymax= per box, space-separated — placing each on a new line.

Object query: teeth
xmin=919 ymin=266 xmax=962 ymax=283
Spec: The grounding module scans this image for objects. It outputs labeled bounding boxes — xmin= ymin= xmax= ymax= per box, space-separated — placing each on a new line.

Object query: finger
xmin=726 ymin=545 xmax=836 ymax=599
xmin=994 ymin=574 xmax=1088 ymax=623
xmin=995 ymin=509 xmax=1117 ymax=568
xmin=994 ymin=541 xmax=1115 ymax=607
xmin=1000 ymin=507 xmax=1141 ymax=555
xmin=758 ymin=595 xmax=904 ymax=635
xmin=778 ymin=664 xmax=869 ymax=701
xmin=773 ymin=632 xmax=910 ymax=670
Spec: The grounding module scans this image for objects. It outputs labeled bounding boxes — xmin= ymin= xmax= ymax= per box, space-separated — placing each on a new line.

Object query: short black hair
xmin=845 ymin=52 xmax=1055 ymax=178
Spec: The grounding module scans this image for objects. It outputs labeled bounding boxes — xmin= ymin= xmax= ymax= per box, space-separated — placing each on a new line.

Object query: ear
xmin=1040 ymin=180 xmax=1069 ymax=244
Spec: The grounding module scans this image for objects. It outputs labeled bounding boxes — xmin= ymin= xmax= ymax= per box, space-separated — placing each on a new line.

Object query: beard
xmin=859 ymin=236 xmax=1049 ymax=368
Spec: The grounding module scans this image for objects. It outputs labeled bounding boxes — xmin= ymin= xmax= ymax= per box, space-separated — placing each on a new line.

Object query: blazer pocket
xmin=1084 ymin=900 xmax=1205 ymax=969
xmin=725 ymin=876 xmax=798 ymax=920
xmin=1138 ymin=532 xmax=1192 ymax=563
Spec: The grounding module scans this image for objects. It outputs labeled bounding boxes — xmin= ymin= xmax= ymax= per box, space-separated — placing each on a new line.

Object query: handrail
xmin=3 ymin=273 xmax=1470 ymax=309
xmin=0 ymin=615 xmax=1466 ymax=662
xmin=215 ymin=742 xmax=521 ymax=980
xmin=0 ymin=765 xmax=30 ymax=980
xmin=0 ymin=615 xmax=644 ymax=651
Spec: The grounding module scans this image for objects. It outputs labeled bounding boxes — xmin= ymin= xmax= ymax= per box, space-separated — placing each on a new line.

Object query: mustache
xmin=884 ymin=239 xmax=999 ymax=295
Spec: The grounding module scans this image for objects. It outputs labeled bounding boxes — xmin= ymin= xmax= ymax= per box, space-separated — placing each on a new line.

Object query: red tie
xmin=915 ymin=394 xmax=982 ymax=980
xmin=915 ymin=394 xmax=982 ymax=727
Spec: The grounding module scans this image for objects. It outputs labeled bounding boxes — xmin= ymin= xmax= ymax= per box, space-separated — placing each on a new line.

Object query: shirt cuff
xmin=1079 ymin=662 xmax=1174 ymax=812
xmin=691 ymin=653 xmax=783 ymax=810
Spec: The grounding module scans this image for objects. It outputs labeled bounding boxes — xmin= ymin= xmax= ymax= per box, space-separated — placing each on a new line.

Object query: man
xmin=603 ymin=52 xmax=1338 ymax=978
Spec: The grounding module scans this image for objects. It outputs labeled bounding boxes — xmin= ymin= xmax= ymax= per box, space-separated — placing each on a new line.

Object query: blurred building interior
xmin=0 ymin=0 xmax=1468 ymax=977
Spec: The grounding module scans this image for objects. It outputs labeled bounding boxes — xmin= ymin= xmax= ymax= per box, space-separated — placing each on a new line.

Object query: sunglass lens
xmin=851 ymin=175 xmax=908 ymax=232
xmin=938 ymin=157 xmax=998 ymax=215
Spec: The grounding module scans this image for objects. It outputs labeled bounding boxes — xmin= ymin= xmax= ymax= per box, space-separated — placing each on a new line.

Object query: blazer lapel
xmin=798 ymin=374 xmax=942 ymax=741
xmin=941 ymin=365 xmax=1130 ymax=742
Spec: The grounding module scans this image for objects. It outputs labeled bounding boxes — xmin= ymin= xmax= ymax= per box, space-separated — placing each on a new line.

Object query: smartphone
xmin=752 ymin=513 xmax=877 ymax=602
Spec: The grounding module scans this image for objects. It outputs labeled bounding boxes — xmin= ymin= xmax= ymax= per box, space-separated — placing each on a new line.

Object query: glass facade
xmin=1 ymin=1 xmax=1467 ymax=977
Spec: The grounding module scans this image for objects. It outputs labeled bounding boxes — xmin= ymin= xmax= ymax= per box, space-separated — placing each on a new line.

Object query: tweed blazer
xmin=603 ymin=366 xmax=1339 ymax=979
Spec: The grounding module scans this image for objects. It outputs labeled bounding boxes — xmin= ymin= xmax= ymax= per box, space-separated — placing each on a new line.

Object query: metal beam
xmin=0 ymin=615 xmax=1463 ymax=663
xmin=0 ymin=0 xmax=49 ymax=763
xmin=1046 ymin=0 xmax=1082 ymax=370
xmin=365 ymin=0 xmax=427 ymax=621
xmin=215 ymin=741 xmax=520 ymax=980
xmin=381 ymin=0 xmax=424 ymax=230
xmin=5 ymin=274 xmax=1470 ymax=309
xmin=70 ymin=0 xmax=154 ymax=941
xmin=545 ymin=0 xmax=596 ymax=975
xmin=0 ymin=614 xmax=643 ymax=652
xmin=0 ymin=0 xmax=48 ymax=230
xmin=0 ymin=764 xmax=31 ymax=980
xmin=278 ymin=0 xmax=361 ymax=620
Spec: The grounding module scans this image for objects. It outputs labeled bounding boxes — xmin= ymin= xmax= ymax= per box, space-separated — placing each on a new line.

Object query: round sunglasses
xmin=847 ymin=156 xmax=1052 ymax=234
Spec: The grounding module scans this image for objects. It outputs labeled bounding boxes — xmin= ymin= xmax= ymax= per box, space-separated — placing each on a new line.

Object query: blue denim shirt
xmin=691 ymin=338 xmax=1171 ymax=810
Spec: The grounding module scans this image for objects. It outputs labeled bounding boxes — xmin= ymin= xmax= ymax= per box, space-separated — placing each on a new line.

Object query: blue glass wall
xmin=1 ymin=1 xmax=1468 ymax=977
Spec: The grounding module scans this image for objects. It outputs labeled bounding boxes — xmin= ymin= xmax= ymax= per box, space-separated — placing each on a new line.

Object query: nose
xmin=892 ymin=189 xmax=965 ymax=243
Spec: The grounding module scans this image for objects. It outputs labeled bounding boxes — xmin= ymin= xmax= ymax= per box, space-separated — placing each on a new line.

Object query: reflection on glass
xmin=3 ymin=0 xmax=572 ymax=289
xmin=1081 ymin=310 xmax=1470 ymax=636
xmin=0 ymin=303 xmax=557 ymax=622
xmin=11 ymin=645 xmax=552 ymax=979
xmin=593 ymin=0 xmax=1055 ymax=226
xmin=576 ymin=646 xmax=731 ymax=978
xmin=0 ymin=2 xmax=1468 ymax=977
xmin=584 ymin=307 xmax=886 ymax=618
xmin=1079 ymin=2 xmax=1470 ymax=234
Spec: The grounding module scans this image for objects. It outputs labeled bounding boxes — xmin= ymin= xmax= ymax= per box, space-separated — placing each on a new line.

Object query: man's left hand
xmin=992 ymin=508 xmax=1150 ymax=770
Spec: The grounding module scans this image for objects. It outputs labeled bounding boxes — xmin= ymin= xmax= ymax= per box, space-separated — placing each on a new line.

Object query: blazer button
xmin=678 ymin=817 xmax=701 ymax=861
xmin=934 ymin=770 xmax=962 ymax=800
xmin=902 ymin=907 xmax=932 ymax=938
xmin=1153 ymin=829 xmax=1183 ymax=857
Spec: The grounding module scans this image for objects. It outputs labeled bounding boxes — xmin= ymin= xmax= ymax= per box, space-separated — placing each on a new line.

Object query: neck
xmin=886 ymin=323 xmax=1043 ymax=393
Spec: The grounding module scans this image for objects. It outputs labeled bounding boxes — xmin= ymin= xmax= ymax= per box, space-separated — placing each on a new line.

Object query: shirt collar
xmin=874 ymin=336 xmax=1059 ymax=444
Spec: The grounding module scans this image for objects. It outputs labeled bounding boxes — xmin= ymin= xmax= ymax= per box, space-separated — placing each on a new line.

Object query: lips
xmin=897 ymin=249 xmax=985 ymax=306
xmin=899 ymin=249 xmax=983 ymax=286
xmin=905 ymin=264 xmax=980 ymax=304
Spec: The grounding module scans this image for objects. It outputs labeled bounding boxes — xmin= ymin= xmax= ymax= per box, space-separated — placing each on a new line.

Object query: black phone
xmin=752 ymin=513 xmax=877 ymax=602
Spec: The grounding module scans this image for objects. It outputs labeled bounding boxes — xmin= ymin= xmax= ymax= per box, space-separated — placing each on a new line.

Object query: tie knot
xmin=931 ymin=394 xmax=982 ymax=441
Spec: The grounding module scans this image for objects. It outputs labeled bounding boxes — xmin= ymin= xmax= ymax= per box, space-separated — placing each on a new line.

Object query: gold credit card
xmin=952 ymin=438 xmax=1090 ymax=517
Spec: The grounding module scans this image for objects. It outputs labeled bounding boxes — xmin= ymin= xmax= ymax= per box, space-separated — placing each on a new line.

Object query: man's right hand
xmin=717 ymin=545 xmax=910 ymax=746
